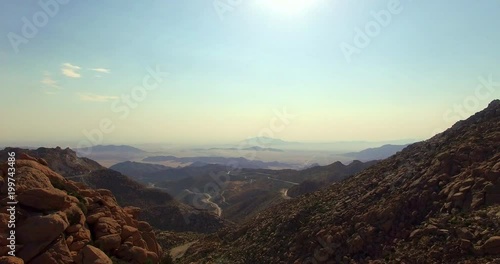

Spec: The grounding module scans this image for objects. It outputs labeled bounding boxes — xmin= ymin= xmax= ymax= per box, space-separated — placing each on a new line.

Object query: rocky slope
xmin=179 ymin=100 xmax=500 ymax=263
xmin=287 ymin=160 xmax=378 ymax=197
xmin=0 ymin=154 xmax=165 ymax=263
xmin=0 ymin=147 xmax=103 ymax=177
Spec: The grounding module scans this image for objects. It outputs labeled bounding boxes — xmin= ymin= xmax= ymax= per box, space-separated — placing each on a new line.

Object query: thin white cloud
xmin=63 ymin=63 xmax=80 ymax=70
xmin=40 ymin=72 xmax=61 ymax=94
xmin=41 ymin=75 xmax=59 ymax=87
xmin=61 ymin=63 xmax=81 ymax=78
xmin=89 ymin=68 xmax=110 ymax=74
xmin=43 ymin=90 xmax=58 ymax=95
xmin=78 ymin=93 xmax=118 ymax=102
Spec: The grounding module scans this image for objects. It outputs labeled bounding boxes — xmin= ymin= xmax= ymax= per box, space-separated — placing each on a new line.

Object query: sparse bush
xmin=77 ymin=201 xmax=88 ymax=215
xmin=51 ymin=178 xmax=67 ymax=191
xmin=67 ymin=210 xmax=81 ymax=226
xmin=160 ymin=254 xmax=174 ymax=264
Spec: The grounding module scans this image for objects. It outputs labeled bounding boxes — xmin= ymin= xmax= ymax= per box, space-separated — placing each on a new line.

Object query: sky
xmin=1 ymin=0 xmax=499 ymax=147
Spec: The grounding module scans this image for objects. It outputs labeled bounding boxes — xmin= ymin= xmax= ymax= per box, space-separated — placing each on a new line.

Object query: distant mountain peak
xmin=242 ymin=137 xmax=298 ymax=146
xmin=77 ymin=144 xmax=145 ymax=153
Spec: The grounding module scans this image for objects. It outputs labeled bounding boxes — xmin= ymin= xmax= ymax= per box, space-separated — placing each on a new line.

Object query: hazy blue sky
xmin=1 ymin=0 xmax=499 ymax=146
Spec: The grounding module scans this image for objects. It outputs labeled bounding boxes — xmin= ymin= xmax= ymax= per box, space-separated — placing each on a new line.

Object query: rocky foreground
xmin=179 ymin=101 xmax=500 ymax=263
xmin=0 ymin=155 xmax=166 ymax=263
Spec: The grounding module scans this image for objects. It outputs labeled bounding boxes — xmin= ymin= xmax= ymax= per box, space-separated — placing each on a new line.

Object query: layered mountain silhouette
xmin=178 ymin=100 xmax=500 ymax=263
xmin=74 ymin=144 xmax=147 ymax=167
xmin=287 ymin=160 xmax=378 ymax=197
xmin=109 ymin=161 xmax=170 ymax=181
xmin=197 ymin=146 xmax=284 ymax=152
xmin=75 ymin=145 xmax=146 ymax=154
xmin=343 ymin=144 xmax=409 ymax=161
xmin=110 ymin=162 xmax=228 ymax=184
xmin=148 ymin=160 xmax=378 ymax=223
xmin=142 ymin=156 xmax=294 ymax=169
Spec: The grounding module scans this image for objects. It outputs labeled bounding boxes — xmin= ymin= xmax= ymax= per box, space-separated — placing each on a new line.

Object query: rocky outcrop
xmin=75 ymin=245 xmax=112 ymax=264
xmin=179 ymin=100 xmax=500 ymax=263
xmin=0 ymin=147 xmax=103 ymax=177
xmin=0 ymin=156 xmax=164 ymax=263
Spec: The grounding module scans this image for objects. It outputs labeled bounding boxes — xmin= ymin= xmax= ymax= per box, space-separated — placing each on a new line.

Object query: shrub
xmin=160 ymin=254 xmax=174 ymax=264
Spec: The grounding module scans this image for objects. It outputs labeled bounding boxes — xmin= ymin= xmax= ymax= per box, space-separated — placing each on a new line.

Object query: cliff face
xmin=0 ymin=154 xmax=164 ymax=264
xmin=179 ymin=101 xmax=500 ymax=263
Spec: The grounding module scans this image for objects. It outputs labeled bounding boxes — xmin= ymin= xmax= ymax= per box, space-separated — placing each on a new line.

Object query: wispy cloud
xmin=89 ymin=68 xmax=110 ymax=74
xmin=78 ymin=93 xmax=118 ymax=102
xmin=43 ymin=91 xmax=57 ymax=95
xmin=41 ymin=72 xmax=61 ymax=94
xmin=41 ymin=75 xmax=59 ymax=87
xmin=61 ymin=63 xmax=81 ymax=78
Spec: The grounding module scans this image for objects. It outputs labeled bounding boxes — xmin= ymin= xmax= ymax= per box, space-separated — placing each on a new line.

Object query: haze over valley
xmin=1 ymin=1 xmax=499 ymax=263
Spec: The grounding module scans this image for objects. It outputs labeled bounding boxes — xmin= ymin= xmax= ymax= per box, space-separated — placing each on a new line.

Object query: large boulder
xmin=93 ymin=217 xmax=121 ymax=239
xmin=0 ymin=256 xmax=24 ymax=264
xmin=95 ymin=233 xmax=122 ymax=253
xmin=17 ymin=188 xmax=72 ymax=211
xmin=2 ymin=166 xmax=53 ymax=194
xmin=16 ymin=214 xmax=69 ymax=262
xmin=75 ymin=245 xmax=112 ymax=264
xmin=15 ymin=160 xmax=68 ymax=187
xmin=17 ymin=214 xmax=69 ymax=243
xmin=30 ymin=237 xmax=73 ymax=264
xmin=120 ymin=225 xmax=139 ymax=241
xmin=482 ymin=236 xmax=500 ymax=255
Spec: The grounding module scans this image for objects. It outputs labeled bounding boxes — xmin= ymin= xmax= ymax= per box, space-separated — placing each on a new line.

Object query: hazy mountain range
xmin=2 ymin=100 xmax=499 ymax=263
xmin=343 ymin=144 xmax=409 ymax=161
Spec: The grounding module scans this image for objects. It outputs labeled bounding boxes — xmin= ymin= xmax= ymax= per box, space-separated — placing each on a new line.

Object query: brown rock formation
xmin=0 ymin=156 xmax=164 ymax=263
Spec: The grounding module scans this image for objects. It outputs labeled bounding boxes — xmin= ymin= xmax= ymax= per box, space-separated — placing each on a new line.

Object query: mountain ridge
xmin=179 ymin=100 xmax=500 ymax=263
xmin=343 ymin=144 xmax=409 ymax=161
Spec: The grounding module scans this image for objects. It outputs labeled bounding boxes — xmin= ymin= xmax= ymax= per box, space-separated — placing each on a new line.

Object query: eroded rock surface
xmin=0 ymin=156 xmax=163 ymax=263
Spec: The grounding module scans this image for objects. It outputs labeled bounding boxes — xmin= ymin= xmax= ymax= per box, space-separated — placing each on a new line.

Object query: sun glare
xmin=255 ymin=0 xmax=320 ymax=17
